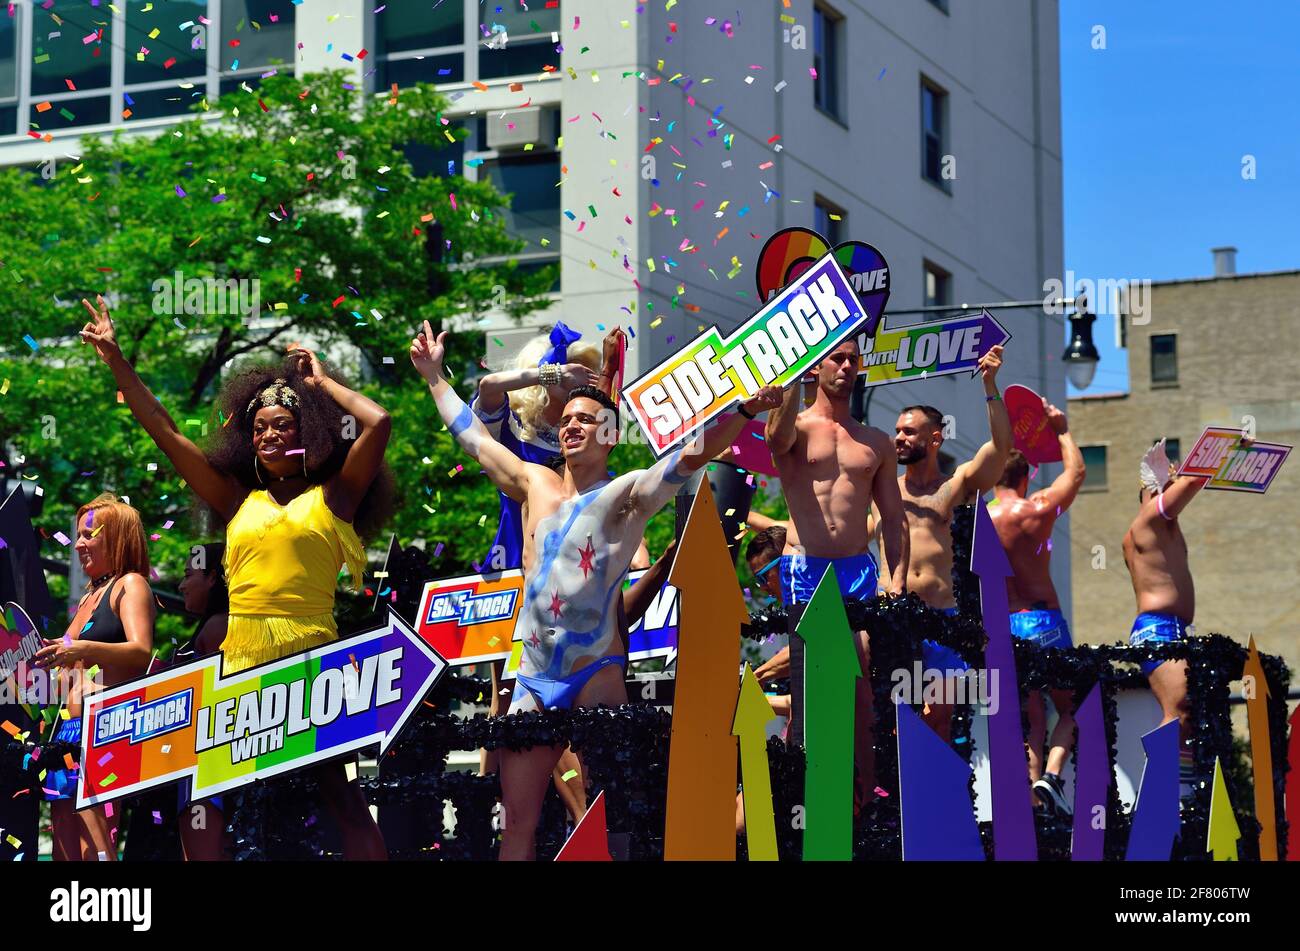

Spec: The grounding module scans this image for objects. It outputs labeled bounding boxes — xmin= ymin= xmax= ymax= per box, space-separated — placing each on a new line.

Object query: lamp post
xmin=1062 ymin=292 xmax=1100 ymax=391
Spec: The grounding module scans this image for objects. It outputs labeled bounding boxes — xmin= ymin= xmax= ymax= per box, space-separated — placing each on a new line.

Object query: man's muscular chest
xmin=900 ymin=476 xmax=955 ymax=526
xmin=799 ymin=419 xmax=878 ymax=484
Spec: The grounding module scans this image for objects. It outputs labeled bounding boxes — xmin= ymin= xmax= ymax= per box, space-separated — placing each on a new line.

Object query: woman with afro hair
xmin=80 ymin=295 xmax=393 ymax=860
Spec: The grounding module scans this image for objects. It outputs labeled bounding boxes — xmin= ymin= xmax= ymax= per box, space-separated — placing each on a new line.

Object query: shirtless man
xmin=878 ymin=345 xmax=1010 ymax=741
xmin=411 ymin=321 xmax=781 ymax=860
xmin=766 ymin=337 xmax=909 ymax=803
xmin=988 ymin=400 xmax=1086 ymax=815
xmin=1123 ymin=439 xmax=1209 ymax=797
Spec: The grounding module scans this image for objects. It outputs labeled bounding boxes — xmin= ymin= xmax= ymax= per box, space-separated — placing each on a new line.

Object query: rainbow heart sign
xmin=1 ymin=602 xmax=43 ymax=684
xmin=75 ymin=610 xmax=447 ymax=809
xmin=1177 ymin=426 xmax=1292 ymax=494
xmin=624 ymin=250 xmax=883 ymax=456
xmin=755 ymin=227 xmax=830 ymax=302
xmin=414 ymin=569 xmax=525 ymax=665
xmin=858 ymin=309 xmax=1010 ymax=387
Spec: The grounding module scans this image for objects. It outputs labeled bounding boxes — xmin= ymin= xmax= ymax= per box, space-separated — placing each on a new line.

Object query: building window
xmin=477 ymin=2 xmax=562 ymax=80
xmin=921 ymin=77 xmax=949 ymax=189
xmin=480 ymin=151 xmax=561 ymax=250
xmin=928 ymin=0 xmax=950 ymax=12
xmin=813 ymin=196 xmax=845 ymax=246
xmin=375 ymin=1 xmax=465 ymax=86
xmin=813 ymin=4 xmax=842 ymax=121
xmin=1080 ymin=446 xmax=1108 ymax=491
xmin=923 ymin=260 xmax=951 ymax=308
xmin=1 ymin=8 xmax=20 ymax=135
xmin=1150 ymin=333 xmax=1178 ymax=385
xmin=10 ymin=0 xmax=296 ymax=137
xmin=1163 ymin=438 xmax=1181 ymax=464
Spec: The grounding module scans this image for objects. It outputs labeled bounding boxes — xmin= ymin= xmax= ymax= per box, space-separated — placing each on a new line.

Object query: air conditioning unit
xmin=486 ymin=107 xmax=554 ymax=151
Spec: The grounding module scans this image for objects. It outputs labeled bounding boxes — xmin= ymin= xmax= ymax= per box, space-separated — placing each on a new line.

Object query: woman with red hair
xmin=34 ymin=493 xmax=155 ymax=860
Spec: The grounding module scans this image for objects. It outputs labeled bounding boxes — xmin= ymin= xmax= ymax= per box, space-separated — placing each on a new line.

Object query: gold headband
xmin=246 ymin=379 xmax=300 ymax=416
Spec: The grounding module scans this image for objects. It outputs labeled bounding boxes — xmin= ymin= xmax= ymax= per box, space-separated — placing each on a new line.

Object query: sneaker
xmin=1032 ymin=774 xmax=1073 ymax=818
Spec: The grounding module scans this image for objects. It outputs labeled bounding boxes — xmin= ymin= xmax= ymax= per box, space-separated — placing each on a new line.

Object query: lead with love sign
xmin=624 ymin=249 xmax=888 ymax=456
xmin=76 ymin=610 xmax=447 ymax=809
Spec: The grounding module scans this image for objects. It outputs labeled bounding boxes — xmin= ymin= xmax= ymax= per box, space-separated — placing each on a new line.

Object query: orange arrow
xmin=664 ymin=476 xmax=748 ymax=860
xmin=733 ymin=663 xmax=778 ymax=861
xmin=1243 ymin=637 xmax=1277 ymax=860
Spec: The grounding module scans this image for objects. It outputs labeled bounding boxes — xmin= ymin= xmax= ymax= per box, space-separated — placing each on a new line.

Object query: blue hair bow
xmin=539 ymin=321 xmax=583 ymax=366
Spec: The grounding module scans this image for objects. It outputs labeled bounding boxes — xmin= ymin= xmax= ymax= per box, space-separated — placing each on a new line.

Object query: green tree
xmin=0 ymin=70 xmax=554 ymax=646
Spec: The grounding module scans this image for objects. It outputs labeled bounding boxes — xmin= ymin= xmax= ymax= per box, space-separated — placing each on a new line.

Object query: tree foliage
xmin=0 ymin=70 xmax=556 ymax=644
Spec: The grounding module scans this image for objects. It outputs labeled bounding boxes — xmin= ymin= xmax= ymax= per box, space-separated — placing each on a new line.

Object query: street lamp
xmin=1062 ymin=292 xmax=1100 ymax=390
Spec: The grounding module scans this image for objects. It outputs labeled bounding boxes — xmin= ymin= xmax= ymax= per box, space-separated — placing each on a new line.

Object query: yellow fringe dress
xmin=220 ymin=484 xmax=365 ymax=674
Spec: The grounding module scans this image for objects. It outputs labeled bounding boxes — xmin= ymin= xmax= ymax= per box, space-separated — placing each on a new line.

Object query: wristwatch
xmin=738 ymin=405 xmax=757 ymax=420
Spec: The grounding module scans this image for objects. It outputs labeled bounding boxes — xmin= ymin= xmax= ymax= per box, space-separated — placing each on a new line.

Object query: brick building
xmin=1067 ymin=253 xmax=1300 ymax=672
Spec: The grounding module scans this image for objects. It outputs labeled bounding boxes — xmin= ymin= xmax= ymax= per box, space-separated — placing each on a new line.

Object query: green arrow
xmin=733 ymin=663 xmax=778 ymax=861
xmin=794 ymin=567 xmax=860 ymax=861
xmin=1207 ymin=757 xmax=1241 ymax=861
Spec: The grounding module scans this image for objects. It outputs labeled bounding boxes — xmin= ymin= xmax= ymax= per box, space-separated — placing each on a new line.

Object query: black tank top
xmin=79 ymin=578 xmax=128 ymax=644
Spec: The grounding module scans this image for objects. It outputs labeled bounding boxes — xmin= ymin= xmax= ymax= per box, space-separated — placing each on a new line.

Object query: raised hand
xmin=742 ymin=384 xmax=784 ymax=416
xmin=560 ymin=363 xmax=600 ymax=391
xmin=1043 ymin=398 xmax=1069 ymax=434
xmin=290 ymin=347 xmax=329 ymax=387
xmin=977 ymin=343 xmax=1004 ymax=382
xmin=79 ymin=295 xmax=123 ymax=367
xmin=601 ymin=326 xmax=626 ymax=367
xmin=409 ymin=319 xmax=447 ymax=382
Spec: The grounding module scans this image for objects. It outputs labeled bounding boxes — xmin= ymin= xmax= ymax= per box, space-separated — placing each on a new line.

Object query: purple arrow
xmin=971 ymin=497 xmax=1037 ymax=860
xmin=898 ymin=700 xmax=985 ymax=860
xmin=1125 ymin=720 xmax=1181 ymax=861
xmin=1071 ymin=683 xmax=1109 ymax=861
xmin=969 ymin=309 xmax=1012 ymax=377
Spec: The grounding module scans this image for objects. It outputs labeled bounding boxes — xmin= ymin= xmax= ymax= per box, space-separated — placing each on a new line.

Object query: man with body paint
xmin=411 ymin=320 xmax=782 ymax=860
xmin=1123 ymin=439 xmax=1210 ymax=799
xmin=766 ymin=336 xmax=909 ymax=809
xmin=989 ymin=400 xmax=1086 ymax=816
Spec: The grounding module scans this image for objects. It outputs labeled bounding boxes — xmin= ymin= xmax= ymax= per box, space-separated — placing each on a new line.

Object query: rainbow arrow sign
xmin=75 ymin=610 xmax=447 ymax=809
xmin=858 ymin=309 xmax=1010 ymax=388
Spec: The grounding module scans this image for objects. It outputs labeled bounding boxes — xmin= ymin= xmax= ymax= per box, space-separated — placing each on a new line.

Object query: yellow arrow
xmin=664 ymin=477 xmax=748 ymax=860
xmin=1207 ymin=757 xmax=1241 ymax=861
xmin=733 ymin=664 xmax=778 ymax=861
xmin=1243 ymin=637 xmax=1277 ymax=860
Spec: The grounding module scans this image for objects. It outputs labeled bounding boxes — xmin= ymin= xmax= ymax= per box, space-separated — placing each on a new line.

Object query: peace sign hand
xmin=79 ymin=295 xmax=123 ymax=368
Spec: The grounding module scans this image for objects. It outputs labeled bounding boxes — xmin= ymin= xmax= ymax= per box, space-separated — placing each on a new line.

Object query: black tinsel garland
xmin=3 ymin=611 xmax=1286 ymax=861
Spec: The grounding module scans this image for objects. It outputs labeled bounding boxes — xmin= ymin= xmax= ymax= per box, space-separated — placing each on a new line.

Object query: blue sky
xmin=1060 ymin=1 xmax=1300 ymax=395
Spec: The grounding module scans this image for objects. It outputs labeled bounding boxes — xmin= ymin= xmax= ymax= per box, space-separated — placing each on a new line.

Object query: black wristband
xmin=738 ymin=405 xmax=756 ymax=420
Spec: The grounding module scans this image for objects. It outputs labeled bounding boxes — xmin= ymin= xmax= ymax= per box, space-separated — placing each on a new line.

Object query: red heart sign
xmin=1004 ymin=384 xmax=1062 ymax=464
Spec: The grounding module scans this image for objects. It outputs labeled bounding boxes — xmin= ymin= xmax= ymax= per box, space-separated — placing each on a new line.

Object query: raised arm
xmin=291 ymin=349 xmax=392 ymax=523
xmin=630 ymin=386 xmax=783 ymax=517
xmin=80 ymin=297 xmax=244 ymax=522
xmin=872 ymin=436 xmax=909 ymax=596
xmin=765 ymin=378 xmax=802 ymax=456
xmin=952 ymin=345 xmax=1011 ymax=496
xmin=476 ymin=363 xmax=598 ymax=416
xmin=1033 ymin=401 xmax=1086 ymax=515
xmin=597 ymin=326 xmax=625 ymax=398
xmin=1151 ymin=473 xmax=1209 ymax=521
xmin=410 ymin=321 xmax=532 ymax=502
